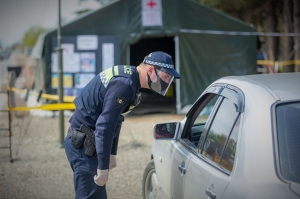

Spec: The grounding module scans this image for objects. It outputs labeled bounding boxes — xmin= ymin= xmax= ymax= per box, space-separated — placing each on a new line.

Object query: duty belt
xmin=68 ymin=125 xmax=96 ymax=157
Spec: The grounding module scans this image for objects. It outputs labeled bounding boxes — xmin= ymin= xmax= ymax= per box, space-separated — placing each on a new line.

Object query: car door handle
xmin=178 ymin=162 xmax=186 ymax=176
xmin=206 ymin=187 xmax=216 ymax=199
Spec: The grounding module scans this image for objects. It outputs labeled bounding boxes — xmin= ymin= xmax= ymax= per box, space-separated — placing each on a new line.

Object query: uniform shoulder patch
xmin=116 ymin=95 xmax=127 ymax=108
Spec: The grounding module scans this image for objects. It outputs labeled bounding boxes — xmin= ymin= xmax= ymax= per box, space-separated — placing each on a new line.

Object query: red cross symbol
xmin=147 ymin=0 xmax=157 ymax=9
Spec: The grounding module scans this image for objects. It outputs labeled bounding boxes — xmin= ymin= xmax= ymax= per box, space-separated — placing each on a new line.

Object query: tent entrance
xmin=129 ymin=36 xmax=177 ymax=115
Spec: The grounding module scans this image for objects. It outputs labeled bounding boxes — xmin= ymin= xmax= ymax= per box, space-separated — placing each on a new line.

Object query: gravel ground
xmin=0 ymin=111 xmax=185 ymax=199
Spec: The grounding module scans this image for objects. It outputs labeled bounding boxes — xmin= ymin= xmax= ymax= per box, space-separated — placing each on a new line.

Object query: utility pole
xmin=57 ymin=0 xmax=64 ymax=147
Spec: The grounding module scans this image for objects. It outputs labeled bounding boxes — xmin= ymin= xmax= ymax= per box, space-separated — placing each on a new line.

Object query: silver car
xmin=142 ymin=73 xmax=300 ymax=199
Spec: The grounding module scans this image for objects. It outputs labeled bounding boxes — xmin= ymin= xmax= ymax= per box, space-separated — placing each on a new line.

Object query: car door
xmin=152 ymin=85 xmax=224 ymax=199
xmin=152 ymin=127 xmax=192 ymax=199
xmin=152 ymin=122 xmax=190 ymax=199
xmin=181 ymin=85 xmax=244 ymax=199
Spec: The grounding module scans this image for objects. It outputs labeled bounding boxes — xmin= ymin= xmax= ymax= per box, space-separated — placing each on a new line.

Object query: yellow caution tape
xmin=8 ymin=103 xmax=76 ymax=111
xmin=257 ymin=60 xmax=275 ymax=66
xmin=257 ymin=59 xmax=300 ymax=67
xmin=7 ymin=87 xmax=75 ymax=103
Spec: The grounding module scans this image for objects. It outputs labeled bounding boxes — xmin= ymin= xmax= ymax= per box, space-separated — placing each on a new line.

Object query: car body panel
xmin=184 ymin=154 xmax=232 ymax=199
xmin=152 ymin=139 xmax=191 ymax=199
xmin=146 ymin=73 xmax=300 ymax=199
xmin=217 ymin=73 xmax=300 ymax=101
xmin=215 ymin=74 xmax=300 ymax=198
xmin=152 ymin=119 xmax=191 ymax=199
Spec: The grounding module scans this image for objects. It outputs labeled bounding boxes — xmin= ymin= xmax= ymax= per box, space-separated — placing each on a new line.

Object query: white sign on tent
xmin=141 ymin=0 xmax=162 ymax=26
xmin=77 ymin=35 xmax=98 ymax=50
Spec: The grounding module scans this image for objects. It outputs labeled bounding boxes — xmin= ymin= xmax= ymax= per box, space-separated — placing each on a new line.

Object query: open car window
xmin=181 ymin=93 xmax=221 ymax=149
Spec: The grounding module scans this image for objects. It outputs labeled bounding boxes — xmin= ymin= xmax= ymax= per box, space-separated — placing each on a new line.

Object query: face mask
xmin=147 ymin=72 xmax=161 ymax=94
xmin=147 ymin=69 xmax=173 ymax=96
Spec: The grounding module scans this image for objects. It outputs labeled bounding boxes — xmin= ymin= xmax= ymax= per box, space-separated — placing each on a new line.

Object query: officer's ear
xmin=146 ymin=65 xmax=155 ymax=75
xmin=147 ymin=65 xmax=158 ymax=83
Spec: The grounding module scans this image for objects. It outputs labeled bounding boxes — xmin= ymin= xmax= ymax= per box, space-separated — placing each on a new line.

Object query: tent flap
xmin=179 ymin=32 xmax=256 ymax=106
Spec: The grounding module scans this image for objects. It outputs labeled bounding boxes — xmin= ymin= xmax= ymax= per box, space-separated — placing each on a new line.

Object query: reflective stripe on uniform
xmin=113 ymin=66 xmax=119 ymax=76
xmin=121 ymin=105 xmax=135 ymax=116
xmin=100 ymin=66 xmax=120 ymax=88
xmin=99 ymin=65 xmax=138 ymax=116
xmin=100 ymin=67 xmax=113 ymax=88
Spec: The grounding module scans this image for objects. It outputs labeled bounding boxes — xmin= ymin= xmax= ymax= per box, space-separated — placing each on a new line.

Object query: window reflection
xmin=194 ymin=95 xmax=219 ymax=124
xmin=202 ymin=98 xmax=239 ymax=171
xmin=191 ymin=94 xmax=219 ymax=149
xmin=221 ymin=116 xmax=240 ymax=171
xmin=154 ymin=123 xmax=177 ymax=139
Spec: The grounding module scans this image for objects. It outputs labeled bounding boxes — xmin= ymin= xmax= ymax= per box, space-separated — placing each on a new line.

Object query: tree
xmin=294 ymin=0 xmax=300 ymax=72
xmin=197 ymin=0 xmax=264 ymax=22
xmin=198 ymin=0 xmax=300 ymax=72
xmin=265 ymin=0 xmax=279 ymax=63
xmin=22 ymin=26 xmax=48 ymax=48
xmin=283 ymin=0 xmax=294 ymax=72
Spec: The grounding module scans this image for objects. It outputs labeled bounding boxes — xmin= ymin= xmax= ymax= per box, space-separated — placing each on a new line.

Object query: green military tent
xmin=37 ymin=0 xmax=257 ymax=114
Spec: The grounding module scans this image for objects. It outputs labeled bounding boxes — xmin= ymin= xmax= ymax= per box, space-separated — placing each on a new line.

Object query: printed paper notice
xmin=51 ymin=73 xmax=73 ymax=88
xmin=80 ymin=52 xmax=96 ymax=72
xmin=77 ymin=35 xmax=98 ymax=50
xmin=75 ymin=73 xmax=95 ymax=88
xmin=142 ymin=0 xmax=161 ymax=11
xmin=51 ymin=52 xmax=80 ymax=73
xmin=142 ymin=0 xmax=162 ymax=26
xmin=102 ymin=43 xmax=114 ymax=71
xmin=61 ymin=43 xmax=74 ymax=53
xmin=142 ymin=11 xmax=162 ymax=26
xmin=63 ymin=52 xmax=80 ymax=73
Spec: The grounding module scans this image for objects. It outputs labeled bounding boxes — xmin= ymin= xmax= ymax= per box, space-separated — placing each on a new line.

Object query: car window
xmin=194 ymin=95 xmax=219 ymax=124
xmin=199 ymin=97 xmax=240 ymax=172
xmin=182 ymin=94 xmax=220 ymax=149
xmin=219 ymin=116 xmax=240 ymax=172
xmin=276 ymin=101 xmax=300 ymax=184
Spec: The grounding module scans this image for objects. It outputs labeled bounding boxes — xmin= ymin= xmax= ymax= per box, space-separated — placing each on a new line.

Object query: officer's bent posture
xmin=64 ymin=51 xmax=181 ymax=199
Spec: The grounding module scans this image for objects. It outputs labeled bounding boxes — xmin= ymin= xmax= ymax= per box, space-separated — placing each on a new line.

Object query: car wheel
xmin=142 ymin=160 xmax=157 ymax=199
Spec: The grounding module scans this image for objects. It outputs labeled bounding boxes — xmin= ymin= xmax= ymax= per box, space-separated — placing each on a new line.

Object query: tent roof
xmin=43 ymin=0 xmax=255 ymax=46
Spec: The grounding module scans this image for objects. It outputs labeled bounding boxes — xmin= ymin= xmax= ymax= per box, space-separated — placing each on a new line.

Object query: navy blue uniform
xmin=64 ymin=65 xmax=140 ymax=199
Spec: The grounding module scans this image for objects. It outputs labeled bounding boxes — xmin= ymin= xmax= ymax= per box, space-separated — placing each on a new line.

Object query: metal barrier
xmin=0 ymin=68 xmax=76 ymax=163
xmin=0 ymin=71 xmax=15 ymax=162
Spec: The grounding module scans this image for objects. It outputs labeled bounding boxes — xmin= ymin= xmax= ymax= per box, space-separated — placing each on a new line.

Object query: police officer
xmin=64 ymin=51 xmax=181 ymax=199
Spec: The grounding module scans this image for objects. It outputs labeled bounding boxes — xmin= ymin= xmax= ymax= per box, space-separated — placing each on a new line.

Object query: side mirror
xmin=153 ymin=122 xmax=179 ymax=139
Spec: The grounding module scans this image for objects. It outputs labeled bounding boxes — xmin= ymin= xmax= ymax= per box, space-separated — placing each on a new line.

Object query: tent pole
xmin=126 ymin=45 xmax=130 ymax=65
xmin=174 ymin=36 xmax=181 ymax=114
xmin=57 ymin=0 xmax=64 ymax=148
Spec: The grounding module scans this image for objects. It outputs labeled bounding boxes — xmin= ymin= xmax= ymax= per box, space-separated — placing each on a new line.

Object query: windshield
xmin=276 ymin=101 xmax=300 ymax=184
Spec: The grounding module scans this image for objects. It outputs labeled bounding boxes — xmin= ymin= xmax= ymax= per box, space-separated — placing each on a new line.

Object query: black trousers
xmin=64 ymin=134 xmax=107 ymax=199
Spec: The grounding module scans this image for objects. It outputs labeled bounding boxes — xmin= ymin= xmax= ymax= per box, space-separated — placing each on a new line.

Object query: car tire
xmin=142 ymin=159 xmax=156 ymax=199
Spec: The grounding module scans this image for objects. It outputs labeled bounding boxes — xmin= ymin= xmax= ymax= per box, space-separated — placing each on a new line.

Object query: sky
xmin=0 ymin=0 xmax=102 ymax=48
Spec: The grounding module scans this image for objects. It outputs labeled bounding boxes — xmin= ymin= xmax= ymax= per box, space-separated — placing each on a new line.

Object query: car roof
xmin=219 ymin=72 xmax=300 ymax=101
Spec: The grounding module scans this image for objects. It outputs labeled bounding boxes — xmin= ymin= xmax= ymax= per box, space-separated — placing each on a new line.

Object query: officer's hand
xmin=109 ymin=155 xmax=117 ymax=171
xmin=94 ymin=169 xmax=109 ymax=186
